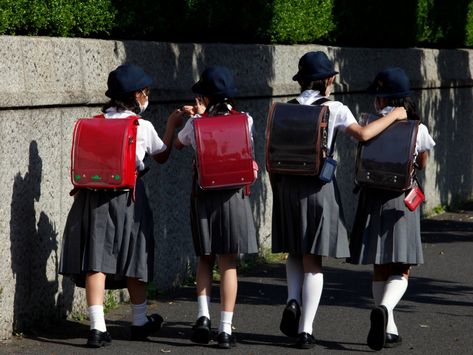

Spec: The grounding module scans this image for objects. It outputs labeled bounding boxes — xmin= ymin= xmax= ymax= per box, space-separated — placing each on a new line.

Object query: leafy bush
xmin=266 ymin=0 xmax=335 ymax=44
xmin=416 ymin=0 xmax=472 ymax=47
xmin=1 ymin=0 xmax=473 ymax=47
xmin=0 ymin=0 xmax=115 ymax=37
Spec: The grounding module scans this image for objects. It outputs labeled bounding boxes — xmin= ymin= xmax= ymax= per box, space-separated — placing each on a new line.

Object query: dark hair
xmin=384 ymin=96 xmax=420 ymax=122
xmin=299 ymin=79 xmax=328 ymax=94
xmin=205 ymin=97 xmax=236 ymax=116
xmin=102 ymin=92 xmax=140 ymax=114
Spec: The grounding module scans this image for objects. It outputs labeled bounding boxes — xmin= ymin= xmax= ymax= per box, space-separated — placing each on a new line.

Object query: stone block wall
xmin=0 ymin=36 xmax=471 ymax=339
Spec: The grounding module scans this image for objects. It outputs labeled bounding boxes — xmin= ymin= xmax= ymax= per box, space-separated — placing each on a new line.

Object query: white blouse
xmin=104 ymin=108 xmax=166 ymax=171
xmin=296 ymin=90 xmax=357 ymax=148
xmin=379 ymin=106 xmax=436 ymax=153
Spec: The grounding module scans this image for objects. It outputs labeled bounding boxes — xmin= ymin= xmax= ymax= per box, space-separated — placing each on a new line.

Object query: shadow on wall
xmin=121 ymin=42 xmax=276 ymax=288
xmin=432 ymin=49 xmax=473 ymax=205
xmin=9 ymin=141 xmax=74 ymax=333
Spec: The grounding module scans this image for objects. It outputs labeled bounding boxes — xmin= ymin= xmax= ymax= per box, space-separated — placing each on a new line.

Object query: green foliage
xmin=103 ymin=290 xmax=118 ymax=313
xmin=267 ymin=0 xmax=335 ymax=44
xmin=70 ymin=311 xmax=87 ymax=322
xmin=1 ymin=0 xmax=472 ymax=47
xmin=0 ymin=0 xmax=115 ymax=37
xmin=416 ymin=0 xmax=472 ymax=47
xmin=432 ymin=204 xmax=447 ymax=215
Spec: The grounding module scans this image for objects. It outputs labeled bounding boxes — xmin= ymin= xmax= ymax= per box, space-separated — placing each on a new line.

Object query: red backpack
xmin=194 ymin=111 xmax=257 ymax=190
xmin=70 ymin=114 xmax=139 ymax=190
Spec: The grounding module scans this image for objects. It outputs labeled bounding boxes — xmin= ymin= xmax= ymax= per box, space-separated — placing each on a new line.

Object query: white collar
xmin=296 ymin=90 xmax=326 ymax=105
xmin=104 ymin=107 xmax=137 ymax=118
xmin=379 ymin=106 xmax=395 ymax=115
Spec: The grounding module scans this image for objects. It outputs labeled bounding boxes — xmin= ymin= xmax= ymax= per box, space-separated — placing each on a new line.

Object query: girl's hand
xmin=393 ymin=107 xmax=407 ymax=120
xmin=195 ymin=96 xmax=206 ymax=114
xmin=180 ymin=105 xmax=196 ymax=116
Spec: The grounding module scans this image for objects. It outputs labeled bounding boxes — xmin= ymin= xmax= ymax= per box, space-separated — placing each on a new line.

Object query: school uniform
xmin=177 ymin=105 xmax=258 ymax=256
xmin=59 ymin=108 xmax=166 ymax=289
xmin=271 ymin=90 xmax=355 ymax=258
xmin=348 ymin=106 xmax=436 ymax=265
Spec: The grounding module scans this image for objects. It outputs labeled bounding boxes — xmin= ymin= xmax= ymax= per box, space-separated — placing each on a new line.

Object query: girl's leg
xmin=127 ymin=277 xmax=164 ymax=340
xmin=127 ymin=277 xmax=148 ymax=326
xmin=196 ymin=255 xmax=216 ymax=320
xmin=380 ymin=264 xmax=410 ymax=336
xmin=86 ymin=272 xmax=107 ymax=332
xmin=368 ymin=264 xmax=410 ymax=350
xmin=85 ymin=272 xmax=111 ymax=348
xmin=217 ymin=254 xmax=238 ymax=335
xmin=192 ymin=255 xmax=216 ymax=344
xmin=298 ymin=255 xmax=323 ymax=336
xmin=286 ymin=254 xmax=304 ymax=304
xmin=280 ymin=254 xmax=304 ymax=337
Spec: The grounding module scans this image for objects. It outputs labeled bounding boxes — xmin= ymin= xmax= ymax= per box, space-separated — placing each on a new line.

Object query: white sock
xmin=218 ymin=311 xmax=233 ymax=335
xmin=380 ymin=275 xmax=408 ymax=335
xmin=88 ymin=305 xmax=107 ymax=332
xmin=372 ymin=281 xmax=386 ymax=307
xmin=131 ymin=300 xmax=148 ymax=326
xmin=298 ymin=273 xmax=324 ymax=334
xmin=197 ymin=295 xmax=211 ymax=319
xmin=286 ymin=254 xmax=303 ymax=304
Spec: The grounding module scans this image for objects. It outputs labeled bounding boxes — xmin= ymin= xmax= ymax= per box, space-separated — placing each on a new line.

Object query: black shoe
xmin=130 ymin=313 xmax=164 ymax=341
xmin=384 ymin=333 xmax=402 ymax=348
xmin=86 ymin=329 xmax=112 ymax=348
xmin=295 ymin=332 xmax=316 ymax=349
xmin=191 ymin=316 xmax=212 ymax=344
xmin=217 ymin=332 xmax=236 ymax=349
xmin=279 ymin=299 xmax=301 ymax=337
xmin=367 ymin=305 xmax=388 ymax=351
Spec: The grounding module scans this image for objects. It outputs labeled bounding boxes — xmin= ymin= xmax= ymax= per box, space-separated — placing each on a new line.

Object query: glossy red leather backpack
xmin=194 ymin=112 xmax=257 ymax=190
xmin=70 ymin=114 xmax=139 ymax=190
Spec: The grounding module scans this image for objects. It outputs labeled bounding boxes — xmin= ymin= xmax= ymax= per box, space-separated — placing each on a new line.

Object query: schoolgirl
xmin=271 ymin=52 xmax=407 ymax=349
xmin=348 ymin=67 xmax=435 ymax=350
xmin=59 ymin=64 xmax=184 ymax=348
xmin=175 ymin=66 xmax=258 ymax=349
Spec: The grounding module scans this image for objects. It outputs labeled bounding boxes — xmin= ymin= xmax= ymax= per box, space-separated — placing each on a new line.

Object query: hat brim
xmin=366 ymin=84 xmax=411 ymax=98
xmin=192 ymin=81 xmax=237 ymax=98
xmin=292 ymin=70 xmax=338 ymax=82
xmin=105 ymin=74 xmax=154 ymax=99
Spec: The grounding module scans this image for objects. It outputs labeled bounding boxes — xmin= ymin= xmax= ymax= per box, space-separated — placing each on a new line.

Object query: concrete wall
xmin=0 ymin=35 xmax=472 ymax=339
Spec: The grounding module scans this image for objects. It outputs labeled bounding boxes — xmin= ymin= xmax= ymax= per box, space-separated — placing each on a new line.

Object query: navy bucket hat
xmin=192 ymin=66 xmax=237 ymax=99
xmin=292 ymin=51 xmax=338 ymax=82
xmin=367 ymin=67 xmax=411 ymax=98
xmin=105 ymin=64 xmax=154 ymax=99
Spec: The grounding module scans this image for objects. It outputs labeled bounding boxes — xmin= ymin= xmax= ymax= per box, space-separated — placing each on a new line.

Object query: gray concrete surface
xmin=0 ymin=36 xmax=472 ymax=339
xmin=1 ymin=210 xmax=472 ymax=354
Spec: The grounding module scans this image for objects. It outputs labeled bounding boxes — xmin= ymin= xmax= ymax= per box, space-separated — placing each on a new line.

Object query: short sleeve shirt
xmin=296 ymin=90 xmax=357 ymax=148
xmin=104 ymin=108 xmax=166 ymax=170
xmin=379 ymin=106 xmax=436 ymax=153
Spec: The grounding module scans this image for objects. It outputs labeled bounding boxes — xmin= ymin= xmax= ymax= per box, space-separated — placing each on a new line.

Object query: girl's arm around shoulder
xmin=345 ymin=107 xmax=407 ymax=142
xmin=153 ymin=109 xmax=185 ymax=163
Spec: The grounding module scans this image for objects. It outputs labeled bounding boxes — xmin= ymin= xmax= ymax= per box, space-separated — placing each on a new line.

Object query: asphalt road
xmin=2 ymin=211 xmax=472 ymax=354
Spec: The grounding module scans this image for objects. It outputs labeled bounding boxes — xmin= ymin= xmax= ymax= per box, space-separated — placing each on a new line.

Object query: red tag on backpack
xmin=404 ymin=185 xmax=425 ymax=211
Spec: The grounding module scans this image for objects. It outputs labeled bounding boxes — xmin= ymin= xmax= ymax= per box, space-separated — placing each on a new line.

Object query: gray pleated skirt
xmin=59 ymin=178 xmax=154 ymax=289
xmin=271 ymin=174 xmax=350 ymax=258
xmin=190 ymin=177 xmax=258 ymax=256
xmin=348 ymin=188 xmax=423 ymax=265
